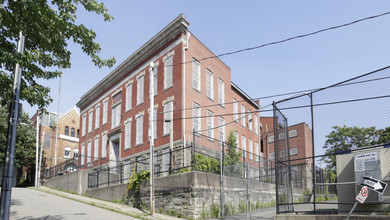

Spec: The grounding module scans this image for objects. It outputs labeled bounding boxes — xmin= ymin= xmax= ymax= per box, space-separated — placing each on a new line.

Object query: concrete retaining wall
xmin=43 ymin=169 xmax=89 ymax=195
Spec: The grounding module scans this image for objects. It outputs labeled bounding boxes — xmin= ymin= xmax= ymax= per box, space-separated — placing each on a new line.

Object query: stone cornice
xmin=77 ymin=14 xmax=189 ymax=110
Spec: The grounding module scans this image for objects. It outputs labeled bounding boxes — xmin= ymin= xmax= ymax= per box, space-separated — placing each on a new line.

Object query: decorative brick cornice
xmin=77 ymin=14 xmax=189 ymax=110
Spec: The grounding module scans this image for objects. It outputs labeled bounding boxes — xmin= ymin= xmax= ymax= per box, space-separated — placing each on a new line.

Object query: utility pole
xmin=170 ymin=107 xmax=174 ymax=172
xmin=54 ymin=74 xmax=62 ymax=175
xmin=0 ymin=31 xmax=25 ymax=220
xmin=149 ymin=62 xmax=156 ymax=216
xmin=35 ymin=112 xmax=40 ymax=187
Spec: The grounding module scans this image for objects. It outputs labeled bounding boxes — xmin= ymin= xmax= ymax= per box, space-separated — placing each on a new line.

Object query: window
xmin=242 ymin=135 xmax=246 ymax=158
xmin=279 ymin=132 xmax=286 ymax=140
xmin=254 ymin=115 xmax=259 ymax=135
xmin=71 ymin=128 xmax=75 ymax=137
xmin=137 ymin=75 xmax=144 ymax=105
xmin=95 ymin=105 xmax=100 ymax=129
xmin=87 ymin=141 xmax=91 ymax=164
xmin=290 ymin=148 xmax=298 ymax=156
xmin=102 ymin=134 xmax=107 ymax=158
xmin=280 ymin=150 xmax=286 ymax=158
xmin=77 ymin=129 xmax=79 ymax=138
xmin=249 ymin=139 xmax=253 ymax=160
xmin=219 ymin=117 xmax=225 ymax=142
xmin=289 ymin=130 xmax=297 ymax=138
xmin=192 ymin=59 xmax=200 ymax=91
xmin=136 ymin=115 xmax=144 ymax=145
xmin=73 ymin=149 xmax=79 ymax=159
xmin=94 ymin=137 xmax=99 ymax=161
xmin=218 ymin=79 xmax=224 ymax=106
xmin=102 ymin=100 xmax=108 ymax=125
xmin=163 ymin=101 xmax=173 ymax=135
xmin=269 ymin=152 xmax=275 ymax=160
xmin=112 ymin=92 xmax=122 ymax=129
xmin=153 ymin=109 xmax=157 ymax=139
xmin=164 ymin=56 xmax=173 ymax=89
xmin=192 ymin=103 xmax=201 ymax=132
xmin=125 ymin=120 xmax=131 ymax=150
xmin=64 ymin=146 xmax=71 ymax=158
xmin=88 ymin=110 xmax=93 ymax=133
xmin=82 ymin=115 xmax=86 ymax=136
xmin=81 ymin=144 xmax=85 ymax=165
xmin=248 ymin=113 xmax=252 ymax=131
xmin=269 ymin=135 xmax=274 ymax=143
xmin=153 ymin=66 xmax=158 ymax=95
xmin=241 ymin=105 xmax=245 ymax=127
xmin=112 ymin=103 xmax=121 ymax=129
xmin=125 ymin=83 xmax=132 ymax=111
xmin=206 ymin=70 xmax=213 ymax=100
xmin=255 ymin=142 xmax=259 ymax=161
xmin=65 ymin=126 xmax=69 ymax=136
xmin=207 ymin=111 xmax=214 ymax=140
xmin=45 ymin=134 xmax=50 ymax=149
xmin=233 ymin=99 xmax=238 ymax=122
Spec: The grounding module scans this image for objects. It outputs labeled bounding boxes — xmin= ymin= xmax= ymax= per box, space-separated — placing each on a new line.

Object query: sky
xmin=23 ymin=0 xmax=390 ymax=117
xmin=22 ymin=1 xmax=390 ymax=156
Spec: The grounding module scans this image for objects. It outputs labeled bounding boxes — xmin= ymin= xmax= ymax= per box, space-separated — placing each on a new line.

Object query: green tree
xmin=224 ymin=130 xmax=242 ymax=177
xmin=0 ymin=0 xmax=116 ymax=109
xmin=0 ymin=106 xmax=36 ymax=182
xmin=323 ymin=125 xmax=390 ymax=171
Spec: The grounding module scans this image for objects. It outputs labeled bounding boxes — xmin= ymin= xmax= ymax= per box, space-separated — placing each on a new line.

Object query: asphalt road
xmin=9 ymin=187 xmax=137 ymax=220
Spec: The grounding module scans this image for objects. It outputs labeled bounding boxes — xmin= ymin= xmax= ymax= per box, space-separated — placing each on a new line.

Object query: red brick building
xmin=260 ymin=116 xmax=313 ymax=187
xmin=76 ymin=14 xmax=261 ymax=172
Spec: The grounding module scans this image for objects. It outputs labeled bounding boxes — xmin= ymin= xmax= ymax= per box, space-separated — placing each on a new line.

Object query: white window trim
xmin=249 ymin=139 xmax=253 ymax=160
xmin=125 ymin=83 xmax=133 ymax=112
xmin=207 ymin=110 xmax=214 ymax=140
xmin=64 ymin=147 xmax=71 ymax=158
xmin=88 ymin=110 xmax=93 ymax=133
xmin=137 ymin=73 xmax=145 ymax=106
xmin=95 ymin=105 xmax=100 ymax=130
xmin=124 ymin=118 xmax=132 ymax=150
xmin=164 ymin=55 xmax=173 ymax=90
xmin=101 ymin=132 xmax=107 ymax=158
xmin=163 ymin=101 xmax=173 ymax=135
xmin=206 ymin=70 xmax=213 ymax=100
xmin=94 ymin=137 xmax=99 ymax=161
xmin=193 ymin=103 xmax=201 ymax=133
xmin=241 ymin=105 xmax=245 ymax=127
xmin=192 ymin=59 xmax=201 ymax=92
xmin=233 ymin=99 xmax=238 ymax=122
xmin=102 ymin=99 xmax=108 ymax=125
xmin=136 ymin=113 xmax=144 ymax=146
xmin=218 ymin=78 xmax=225 ymax=106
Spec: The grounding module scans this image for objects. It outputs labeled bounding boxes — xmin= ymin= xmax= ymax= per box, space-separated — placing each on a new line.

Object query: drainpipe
xmin=182 ymin=31 xmax=191 ymax=166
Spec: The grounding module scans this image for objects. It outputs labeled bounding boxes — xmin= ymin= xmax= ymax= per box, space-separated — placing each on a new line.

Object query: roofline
xmin=59 ymin=106 xmax=80 ymax=120
xmin=231 ymin=82 xmax=260 ymax=108
xmin=76 ymin=13 xmax=189 ymax=109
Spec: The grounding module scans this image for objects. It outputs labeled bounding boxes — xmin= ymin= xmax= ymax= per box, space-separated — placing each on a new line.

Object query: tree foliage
xmin=323 ymin=125 xmax=390 ymax=171
xmin=224 ymin=130 xmax=243 ymax=177
xmin=0 ymin=106 xmax=36 ymax=169
xmin=0 ymin=0 xmax=116 ymax=109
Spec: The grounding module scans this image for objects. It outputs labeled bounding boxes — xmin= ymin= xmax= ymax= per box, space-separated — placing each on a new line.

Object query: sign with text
xmin=360 ymin=176 xmax=387 ymax=194
xmin=356 ymin=186 xmax=369 ymax=204
xmin=354 ymin=152 xmax=379 ymax=172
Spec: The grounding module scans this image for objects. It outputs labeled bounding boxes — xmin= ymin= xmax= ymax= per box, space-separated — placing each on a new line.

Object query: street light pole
xmin=35 ymin=112 xmax=40 ymax=187
xmin=149 ymin=62 xmax=156 ymax=216
xmin=0 ymin=31 xmax=25 ymax=220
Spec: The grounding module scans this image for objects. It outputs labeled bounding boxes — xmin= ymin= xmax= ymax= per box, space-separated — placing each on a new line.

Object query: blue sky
xmin=24 ymin=0 xmax=390 ymax=124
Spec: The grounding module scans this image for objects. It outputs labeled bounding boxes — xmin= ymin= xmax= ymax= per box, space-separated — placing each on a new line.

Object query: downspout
xmin=182 ymin=31 xmax=191 ymax=166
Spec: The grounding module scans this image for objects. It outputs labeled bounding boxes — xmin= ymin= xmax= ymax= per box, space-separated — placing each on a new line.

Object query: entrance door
xmin=109 ymin=141 xmax=120 ymax=173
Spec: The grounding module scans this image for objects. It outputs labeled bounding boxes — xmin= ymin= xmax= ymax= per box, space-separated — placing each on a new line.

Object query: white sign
xmin=354 ymin=152 xmax=379 ymax=172
xmin=356 ymin=186 xmax=369 ymax=204
xmin=361 ymin=176 xmax=387 ymax=194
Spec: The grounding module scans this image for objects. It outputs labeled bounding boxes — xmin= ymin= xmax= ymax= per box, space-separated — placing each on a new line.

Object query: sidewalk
xmin=33 ymin=186 xmax=185 ymax=220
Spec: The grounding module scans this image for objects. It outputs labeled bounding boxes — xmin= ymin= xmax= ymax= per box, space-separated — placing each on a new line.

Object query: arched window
xmin=65 ymin=126 xmax=69 ymax=136
xmin=71 ymin=128 xmax=75 ymax=137
xmin=73 ymin=149 xmax=79 ymax=159
xmin=45 ymin=134 xmax=50 ymax=149
xmin=64 ymin=146 xmax=71 ymax=158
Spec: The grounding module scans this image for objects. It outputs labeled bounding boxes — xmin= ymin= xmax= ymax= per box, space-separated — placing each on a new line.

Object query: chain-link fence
xmin=267 ymin=66 xmax=390 ymax=214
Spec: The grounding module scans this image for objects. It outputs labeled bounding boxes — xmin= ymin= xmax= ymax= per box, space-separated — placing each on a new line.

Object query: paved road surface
xmin=10 ymin=187 xmax=137 ymax=220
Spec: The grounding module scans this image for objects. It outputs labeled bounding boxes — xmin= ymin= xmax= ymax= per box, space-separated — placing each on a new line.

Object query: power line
xmin=160 ymin=74 xmax=390 ymax=114
xmin=156 ymin=10 xmax=390 ymax=70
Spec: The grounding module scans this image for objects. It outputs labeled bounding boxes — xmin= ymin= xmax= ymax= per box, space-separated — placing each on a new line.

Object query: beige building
xmin=32 ymin=107 xmax=80 ymax=178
